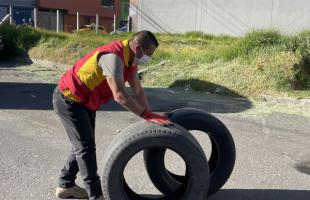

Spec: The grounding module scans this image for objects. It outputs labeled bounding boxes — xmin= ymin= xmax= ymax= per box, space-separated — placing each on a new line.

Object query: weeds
xmin=0 ymin=25 xmax=309 ymax=98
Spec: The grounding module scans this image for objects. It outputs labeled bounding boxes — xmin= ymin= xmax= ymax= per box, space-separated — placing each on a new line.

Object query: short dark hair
xmin=132 ymin=30 xmax=159 ymax=49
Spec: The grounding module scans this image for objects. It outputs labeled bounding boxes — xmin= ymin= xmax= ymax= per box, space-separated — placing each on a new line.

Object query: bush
xmin=0 ymin=35 xmax=3 ymax=50
xmin=0 ymin=24 xmax=66 ymax=59
xmin=286 ymin=31 xmax=310 ymax=89
xmin=0 ymin=24 xmax=24 ymax=57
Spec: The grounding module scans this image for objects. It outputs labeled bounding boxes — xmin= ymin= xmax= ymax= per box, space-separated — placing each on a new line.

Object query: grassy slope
xmin=0 ymin=25 xmax=309 ymax=99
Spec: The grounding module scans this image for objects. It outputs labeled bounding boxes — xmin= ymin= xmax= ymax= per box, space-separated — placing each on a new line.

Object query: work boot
xmin=55 ymin=184 xmax=88 ymax=199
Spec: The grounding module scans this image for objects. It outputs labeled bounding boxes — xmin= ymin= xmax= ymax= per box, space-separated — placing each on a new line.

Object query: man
xmin=52 ymin=30 xmax=171 ymax=200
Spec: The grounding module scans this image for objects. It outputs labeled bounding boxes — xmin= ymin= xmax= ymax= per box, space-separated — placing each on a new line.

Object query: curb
xmin=262 ymin=95 xmax=310 ymax=107
xmin=31 ymin=58 xmax=71 ymax=70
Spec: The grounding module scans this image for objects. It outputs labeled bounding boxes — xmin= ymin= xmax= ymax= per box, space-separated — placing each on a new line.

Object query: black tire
xmin=143 ymin=108 xmax=236 ymax=196
xmin=101 ymin=121 xmax=210 ymax=200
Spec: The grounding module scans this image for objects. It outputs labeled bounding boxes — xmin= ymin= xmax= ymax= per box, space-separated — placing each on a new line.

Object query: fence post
xmin=56 ymin=9 xmax=59 ymax=32
xmin=113 ymin=14 xmax=116 ymax=33
xmin=127 ymin=16 xmax=131 ymax=32
xmin=96 ymin=13 xmax=99 ymax=34
xmin=9 ymin=6 xmax=12 ymax=25
xmin=33 ymin=8 xmax=37 ymax=28
xmin=76 ymin=12 xmax=79 ymax=32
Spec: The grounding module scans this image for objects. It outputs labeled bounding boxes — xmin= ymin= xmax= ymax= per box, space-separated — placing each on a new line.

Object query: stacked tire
xmin=101 ymin=108 xmax=236 ymax=200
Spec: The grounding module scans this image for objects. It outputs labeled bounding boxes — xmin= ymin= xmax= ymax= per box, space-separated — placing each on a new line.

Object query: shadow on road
xmin=209 ymin=189 xmax=310 ymax=200
xmin=0 ymin=57 xmax=33 ymax=68
xmin=142 ymin=189 xmax=310 ymax=200
xmin=0 ymin=82 xmax=252 ymax=113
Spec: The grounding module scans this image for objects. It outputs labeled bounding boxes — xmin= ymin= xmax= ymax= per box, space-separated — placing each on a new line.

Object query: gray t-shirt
xmin=97 ymin=53 xmax=124 ymax=79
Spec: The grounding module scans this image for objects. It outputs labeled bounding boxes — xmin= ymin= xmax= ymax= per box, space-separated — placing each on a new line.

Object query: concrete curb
xmin=31 ymin=58 xmax=71 ymax=70
xmin=262 ymin=95 xmax=310 ymax=107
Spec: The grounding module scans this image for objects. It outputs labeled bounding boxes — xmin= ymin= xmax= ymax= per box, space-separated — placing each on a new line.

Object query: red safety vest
xmin=58 ymin=40 xmax=138 ymax=110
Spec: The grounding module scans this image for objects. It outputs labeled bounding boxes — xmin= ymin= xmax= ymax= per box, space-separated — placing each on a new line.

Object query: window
xmin=123 ymin=2 xmax=129 ymax=13
xmin=101 ymin=0 xmax=114 ymax=9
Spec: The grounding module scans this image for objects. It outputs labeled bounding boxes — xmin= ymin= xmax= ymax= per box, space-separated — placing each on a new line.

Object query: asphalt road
xmin=0 ymin=61 xmax=310 ymax=200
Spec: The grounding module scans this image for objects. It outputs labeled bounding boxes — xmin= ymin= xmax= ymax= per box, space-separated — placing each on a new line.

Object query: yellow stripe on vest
xmin=121 ymin=40 xmax=130 ymax=67
xmin=77 ymin=51 xmax=105 ymax=90
xmin=62 ymin=89 xmax=80 ymax=102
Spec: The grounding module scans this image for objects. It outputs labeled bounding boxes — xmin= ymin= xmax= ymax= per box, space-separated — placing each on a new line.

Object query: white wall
xmin=131 ymin=0 xmax=310 ymax=36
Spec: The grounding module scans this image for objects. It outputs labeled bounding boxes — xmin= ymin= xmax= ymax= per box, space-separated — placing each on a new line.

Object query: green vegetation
xmin=0 ymin=24 xmax=309 ymax=99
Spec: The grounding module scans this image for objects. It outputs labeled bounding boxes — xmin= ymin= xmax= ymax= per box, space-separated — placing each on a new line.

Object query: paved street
xmin=0 ymin=62 xmax=310 ymax=200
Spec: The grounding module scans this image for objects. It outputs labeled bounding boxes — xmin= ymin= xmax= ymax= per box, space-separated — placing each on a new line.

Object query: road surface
xmin=0 ymin=61 xmax=309 ymax=200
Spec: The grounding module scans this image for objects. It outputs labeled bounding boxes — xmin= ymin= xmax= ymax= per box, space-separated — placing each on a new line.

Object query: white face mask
xmin=134 ymin=49 xmax=151 ymax=65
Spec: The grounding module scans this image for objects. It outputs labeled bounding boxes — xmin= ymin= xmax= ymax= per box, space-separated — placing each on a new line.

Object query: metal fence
xmin=1 ymin=5 xmax=132 ymax=34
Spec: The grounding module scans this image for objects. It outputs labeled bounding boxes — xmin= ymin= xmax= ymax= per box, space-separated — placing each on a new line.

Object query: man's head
xmin=129 ymin=30 xmax=159 ymax=65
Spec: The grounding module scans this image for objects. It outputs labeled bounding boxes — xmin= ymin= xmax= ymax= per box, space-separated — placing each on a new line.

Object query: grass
xmin=0 ymin=24 xmax=309 ymax=99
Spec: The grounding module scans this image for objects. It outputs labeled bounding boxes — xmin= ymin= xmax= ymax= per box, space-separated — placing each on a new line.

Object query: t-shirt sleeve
xmin=124 ymin=64 xmax=138 ymax=81
xmin=97 ymin=53 xmax=124 ymax=79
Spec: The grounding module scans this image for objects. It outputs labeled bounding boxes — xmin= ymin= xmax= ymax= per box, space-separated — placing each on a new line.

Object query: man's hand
xmin=141 ymin=110 xmax=172 ymax=125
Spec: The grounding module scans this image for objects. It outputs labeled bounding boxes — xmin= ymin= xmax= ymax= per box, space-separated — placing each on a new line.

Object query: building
xmin=0 ymin=0 xmax=36 ymax=25
xmin=119 ymin=0 xmax=130 ymax=28
xmin=0 ymin=0 xmax=130 ymax=32
xmin=129 ymin=0 xmax=310 ymax=36
xmin=38 ymin=0 xmax=129 ymax=32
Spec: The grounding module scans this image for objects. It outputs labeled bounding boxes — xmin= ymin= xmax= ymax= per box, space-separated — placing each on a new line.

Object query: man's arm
xmin=127 ymin=72 xmax=152 ymax=112
xmin=99 ymin=54 xmax=171 ymax=124
xmin=126 ymin=70 xmax=172 ymax=125
xmin=106 ymin=75 xmax=145 ymax=116
xmin=98 ymin=53 xmax=145 ymax=116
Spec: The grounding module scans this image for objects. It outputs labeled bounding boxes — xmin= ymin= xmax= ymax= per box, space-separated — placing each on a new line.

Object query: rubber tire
xmin=143 ymin=108 xmax=236 ymax=197
xmin=101 ymin=121 xmax=210 ymax=200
